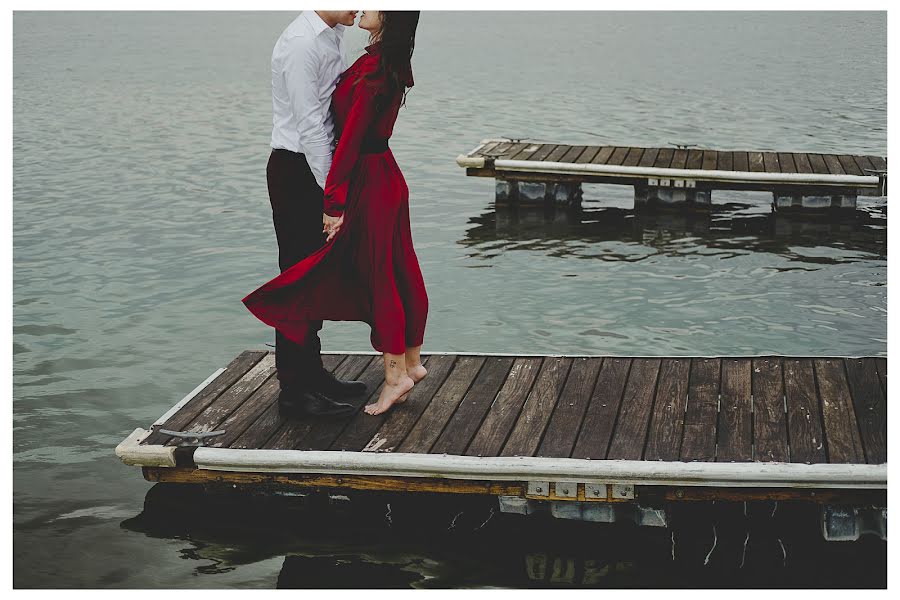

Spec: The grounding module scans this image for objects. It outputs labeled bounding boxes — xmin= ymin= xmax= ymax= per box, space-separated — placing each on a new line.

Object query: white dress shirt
xmin=270 ymin=12 xmax=346 ymax=190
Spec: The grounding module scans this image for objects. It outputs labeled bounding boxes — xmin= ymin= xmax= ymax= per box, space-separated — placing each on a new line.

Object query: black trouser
xmin=266 ymin=148 xmax=326 ymax=388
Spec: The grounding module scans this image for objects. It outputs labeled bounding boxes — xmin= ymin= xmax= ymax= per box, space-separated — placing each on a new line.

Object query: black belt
xmin=359 ymin=137 xmax=389 ymax=154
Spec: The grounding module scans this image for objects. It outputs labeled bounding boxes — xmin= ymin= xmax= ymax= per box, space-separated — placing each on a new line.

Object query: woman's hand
xmin=323 ymin=213 xmax=344 ymax=242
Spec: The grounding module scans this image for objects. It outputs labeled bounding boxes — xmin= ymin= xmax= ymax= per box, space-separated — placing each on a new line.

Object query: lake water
xmin=13 ymin=11 xmax=886 ymax=588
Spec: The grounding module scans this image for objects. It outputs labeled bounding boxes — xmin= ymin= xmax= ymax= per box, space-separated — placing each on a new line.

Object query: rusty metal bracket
xmin=158 ymin=429 xmax=226 ymax=447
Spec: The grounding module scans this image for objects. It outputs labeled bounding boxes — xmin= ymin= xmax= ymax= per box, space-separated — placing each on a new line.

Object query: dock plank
xmin=844 ymin=358 xmax=887 ymax=464
xmin=717 ymin=151 xmax=733 ymax=171
xmin=398 ymin=356 xmax=486 ymax=453
xmin=536 ymin=357 xmax=603 ymax=458
xmin=545 ymin=145 xmax=570 ymax=163
xmin=644 ymin=358 xmax=690 ymax=461
xmin=500 ymin=357 xmax=572 ymax=457
xmin=528 ymin=144 xmax=559 ymax=161
xmin=607 ymin=147 xmax=630 ymax=166
xmin=874 ymin=357 xmax=886 ymax=397
xmin=701 ymin=150 xmax=718 ymax=171
xmin=807 ymin=153 xmax=831 ymax=174
xmin=822 ymin=154 xmax=846 ymax=175
xmin=229 ymin=354 xmax=347 ymax=449
xmin=575 ymin=146 xmax=603 ymax=164
xmin=868 ymin=156 xmax=887 ymax=172
xmin=685 ymin=149 xmax=704 ymax=170
xmin=670 ymin=149 xmax=688 ymax=169
xmin=638 ymin=147 xmax=660 ymax=167
xmin=362 ymin=354 xmax=458 ymax=453
xmin=560 ymin=145 xmax=587 ymax=163
xmin=752 ymin=357 xmax=789 ymax=462
xmin=681 ymin=358 xmax=721 ymax=462
xmin=571 ymin=358 xmax=631 ymax=460
xmin=143 ymin=350 xmax=267 ymax=446
xmin=732 ymin=151 xmax=749 ymax=172
xmin=762 ymin=152 xmax=780 ymax=173
xmin=778 ymin=153 xmax=797 ymax=173
xmin=430 ymin=357 xmax=515 ymax=455
xmin=332 ymin=355 xmax=435 ymax=452
xmin=717 ymin=358 xmax=752 ymax=462
xmin=838 ymin=155 xmax=864 ymax=176
xmin=747 ymin=152 xmax=765 ymax=172
xmin=607 ymin=358 xmax=663 ymax=460
xmin=465 ymin=357 xmax=543 ymax=457
xmin=783 ymin=359 xmax=827 ymax=464
xmin=814 ymin=358 xmax=864 ymax=463
xmin=509 ymin=143 xmax=544 ymax=161
xmin=853 ymin=155 xmax=876 ymax=175
xmin=622 ymin=147 xmax=645 ymax=167
xmin=793 ymin=153 xmax=814 ymax=174
xmin=653 ymin=147 xmax=675 ymax=169
xmin=592 ymin=146 xmax=616 ymax=164
xmin=261 ymin=355 xmax=374 ymax=450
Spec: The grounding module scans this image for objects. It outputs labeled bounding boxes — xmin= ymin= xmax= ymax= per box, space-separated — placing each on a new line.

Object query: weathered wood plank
xmin=778 ymin=153 xmax=797 ymax=173
xmin=838 ymin=154 xmax=864 ymax=176
xmin=168 ymin=353 xmax=277 ymax=444
xmin=844 ymin=358 xmax=887 ymax=464
xmin=807 ymin=153 xmax=831 ymax=174
xmin=545 ymin=145 xmax=571 ymax=163
xmin=732 ymin=151 xmax=749 ymax=172
xmin=229 ymin=354 xmax=347 ymax=449
xmin=607 ymin=146 xmax=630 ymax=166
xmin=874 ymin=357 xmax=886 ymax=397
xmin=500 ymin=357 xmax=572 ymax=457
xmin=701 ymin=150 xmax=718 ymax=171
xmin=210 ymin=375 xmax=280 ymax=448
xmin=475 ymin=141 xmax=502 ymax=156
xmin=261 ymin=355 xmax=374 ymax=450
xmin=593 ymin=146 xmax=616 ymax=164
xmin=500 ymin=142 xmax=530 ymax=159
xmin=685 ymin=149 xmax=704 ymax=170
xmin=571 ymin=358 xmax=631 ymax=460
xmin=362 ymin=354 xmax=458 ymax=453
xmin=638 ymin=147 xmax=660 ymax=167
xmin=670 ymin=149 xmax=688 ymax=169
xmin=822 ymin=154 xmax=846 ymax=175
xmin=465 ymin=357 xmax=543 ymax=457
xmin=607 ymin=359 xmax=663 ymax=460
xmin=332 ymin=355 xmax=436 ymax=452
xmin=430 ymin=357 xmax=515 ymax=455
xmin=560 ymin=145 xmax=587 ymax=163
xmin=793 ymin=153 xmax=813 ymax=174
xmin=510 ymin=143 xmax=545 ymax=161
xmin=143 ymin=350 xmax=267 ymax=446
xmin=536 ymin=357 xmax=603 ymax=458
xmin=622 ymin=147 xmax=645 ymax=167
xmin=644 ymin=358 xmax=690 ymax=461
xmin=653 ymin=147 xmax=675 ymax=169
xmin=716 ymin=151 xmax=733 ymax=171
xmin=783 ymin=359 xmax=827 ymax=464
xmin=575 ymin=146 xmax=603 ymax=164
xmin=852 ymin=154 xmax=875 ymax=175
xmin=398 ymin=356 xmax=486 ymax=453
xmin=717 ymin=358 xmax=752 ymax=462
xmin=762 ymin=152 xmax=780 ymax=173
xmin=680 ymin=358 xmax=720 ymax=462
xmin=747 ymin=151 xmax=765 ymax=172
xmin=529 ymin=144 xmax=559 ymax=161
xmin=296 ymin=356 xmax=390 ymax=451
xmin=751 ymin=357 xmax=789 ymax=462
xmin=814 ymin=358 xmax=864 ymax=463
xmin=868 ymin=156 xmax=887 ymax=172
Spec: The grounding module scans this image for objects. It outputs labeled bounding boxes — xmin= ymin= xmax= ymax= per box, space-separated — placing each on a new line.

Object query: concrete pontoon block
xmin=773 ymin=192 xmax=857 ymax=211
xmin=494 ymin=179 xmax=583 ymax=207
xmin=635 ymin=185 xmax=711 ymax=207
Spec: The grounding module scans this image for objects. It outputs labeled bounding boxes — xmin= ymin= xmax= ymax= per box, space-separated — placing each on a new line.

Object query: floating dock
xmin=117 ymin=350 xmax=887 ymax=540
xmin=456 ymin=139 xmax=887 ymax=211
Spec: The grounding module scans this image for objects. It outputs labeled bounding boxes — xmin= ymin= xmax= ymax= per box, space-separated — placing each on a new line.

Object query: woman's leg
xmin=393 ymin=199 xmax=429 ymax=385
xmin=364 ymin=351 xmax=414 ymax=415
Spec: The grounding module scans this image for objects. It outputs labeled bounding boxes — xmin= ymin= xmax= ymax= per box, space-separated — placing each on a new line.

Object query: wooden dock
xmin=117 ymin=350 xmax=886 ymax=511
xmin=457 ymin=139 xmax=887 ymax=210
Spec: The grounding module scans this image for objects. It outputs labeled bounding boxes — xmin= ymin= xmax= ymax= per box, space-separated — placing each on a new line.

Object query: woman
xmin=243 ymin=10 xmax=428 ymax=416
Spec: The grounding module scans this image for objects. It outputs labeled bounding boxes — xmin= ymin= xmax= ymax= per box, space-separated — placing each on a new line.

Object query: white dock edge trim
xmin=152 ymin=368 xmax=226 ymax=428
xmin=190 ymin=449 xmax=887 ymax=490
xmin=456 ymin=155 xmax=880 ymax=187
xmin=115 ymin=428 xmax=177 ymax=468
xmin=320 ymin=350 xmax=882 ymax=359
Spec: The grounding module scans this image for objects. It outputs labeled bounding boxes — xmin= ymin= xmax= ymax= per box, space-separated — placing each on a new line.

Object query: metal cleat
xmin=157 ymin=429 xmax=226 ymax=447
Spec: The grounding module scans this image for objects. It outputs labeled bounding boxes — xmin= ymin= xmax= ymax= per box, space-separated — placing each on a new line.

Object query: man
xmin=267 ymin=10 xmax=365 ymax=417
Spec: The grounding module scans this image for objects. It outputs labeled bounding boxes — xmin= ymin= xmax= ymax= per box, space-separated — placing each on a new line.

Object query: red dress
xmin=242 ymin=43 xmax=428 ymax=355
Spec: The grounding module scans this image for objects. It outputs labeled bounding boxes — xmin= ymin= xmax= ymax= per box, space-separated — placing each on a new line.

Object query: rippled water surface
xmin=13 ymin=11 xmax=886 ymax=588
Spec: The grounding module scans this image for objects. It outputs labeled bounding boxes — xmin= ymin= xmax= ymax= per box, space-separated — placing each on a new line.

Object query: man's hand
xmin=323 ymin=213 xmax=344 ymax=242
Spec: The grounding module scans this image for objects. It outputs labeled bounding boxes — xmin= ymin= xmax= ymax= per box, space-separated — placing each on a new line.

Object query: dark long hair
xmin=363 ymin=11 xmax=419 ymax=109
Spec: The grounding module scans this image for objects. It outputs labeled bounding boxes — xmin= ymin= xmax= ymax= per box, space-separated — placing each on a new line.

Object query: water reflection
xmin=460 ymin=200 xmax=887 ymax=265
xmin=121 ymin=484 xmax=886 ymax=588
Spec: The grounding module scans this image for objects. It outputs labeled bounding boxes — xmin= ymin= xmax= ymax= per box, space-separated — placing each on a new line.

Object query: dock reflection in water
xmin=121 ymin=483 xmax=886 ymax=588
xmin=459 ymin=194 xmax=886 ymax=264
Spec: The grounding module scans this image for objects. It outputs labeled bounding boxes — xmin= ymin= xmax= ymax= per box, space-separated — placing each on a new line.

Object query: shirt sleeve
xmin=322 ymin=80 xmax=379 ymax=217
xmin=282 ymin=36 xmax=333 ymax=190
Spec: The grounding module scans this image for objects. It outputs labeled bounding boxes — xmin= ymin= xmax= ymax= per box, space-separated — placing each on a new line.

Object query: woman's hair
xmin=362 ymin=11 xmax=420 ymax=109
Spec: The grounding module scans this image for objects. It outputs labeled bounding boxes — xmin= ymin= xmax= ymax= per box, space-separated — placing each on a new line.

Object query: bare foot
xmin=364 ymin=375 xmax=415 ymax=416
xmin=396 ymin=364 xmax=427 ymax=404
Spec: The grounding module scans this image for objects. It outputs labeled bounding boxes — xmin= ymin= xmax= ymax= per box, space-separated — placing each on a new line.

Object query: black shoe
xmin=278 ymin=386 xmax=356 ymax=418
xmin=309 ymin=369 xmax=368 ymax=399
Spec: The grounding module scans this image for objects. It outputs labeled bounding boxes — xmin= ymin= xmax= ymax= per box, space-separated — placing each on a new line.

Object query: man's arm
xmin=282 ymin=36 xmax=332 ymax=189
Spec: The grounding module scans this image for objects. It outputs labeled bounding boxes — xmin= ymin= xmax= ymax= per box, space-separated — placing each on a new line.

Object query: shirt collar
xmin=304 ymin=11 xmax=343 ymax=37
